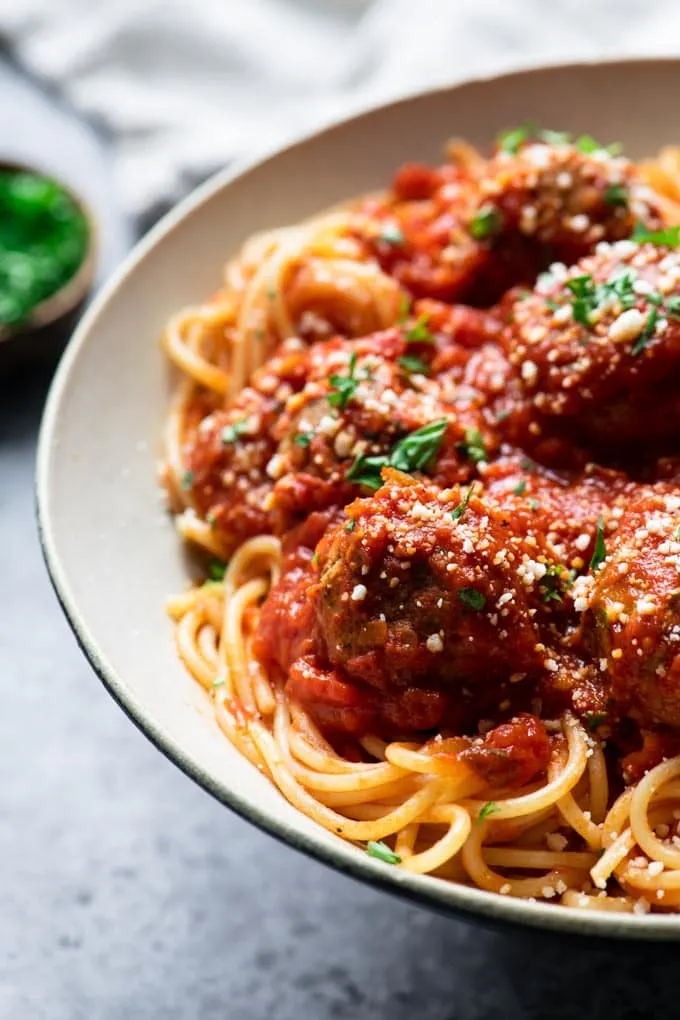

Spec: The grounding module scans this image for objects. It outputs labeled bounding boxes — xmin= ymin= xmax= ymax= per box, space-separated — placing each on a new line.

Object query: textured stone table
xmin=1 ymin=56 xmax=679 ymax=1020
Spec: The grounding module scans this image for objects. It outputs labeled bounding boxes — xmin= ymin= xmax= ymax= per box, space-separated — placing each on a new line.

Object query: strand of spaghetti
xmin=163 ymin=306 xmax=231 ymax=394
xmin=272 ymin=700 xmax=409 ymax=793
xmin=464 ymin=714 xmax=588 ymax=821
xmin=223 ymin=535 xmax=282 ymax=596
xmin=590 ymin=828 xmax=636 ymax=890
xmin=175 ymin=609 xmax=215 ymax=692
xmin=385 ymin=741 xmax=483 ymax=780
xmin=483 ymin=848 xmax=599 ymax=871
xmin=197 ymin=623 xmax=218 ymax=666
xmin=176 ymin=511 xmax=229 ymax=559
xmin=617 ymin=865 xmax=680 ymax=892
xmin=460 ymin=818 xmax=584 ymax=898
xmin=395 ymin=823 xmax=419 ymax=861
xmin=288 ymin=728 xmax=385 ymax=775
xmin=400 ymin=806 xmax=471 ymax=875
xmin=586 ymin=741 xmax=609 ymax=824
xmin=222 ymin=577 xmax=268 ymax=713
xmin=629 ymin=756 xmax=680 ymax=870
xmin=315 ymin=778 xmax=419 ymax=808
xmin=561 ymin=891 xmax=636 ymax=913
xmin=166 ymin=582 xmax=223 ymax=621
xmin=213 ymin=687 xmax=263 ymax=769
xmin=602 ymin=787 xmax=634 ymax=846
xmin=555 ymin=791 xmax=602 ymax=851
xmin=246 ymin=636 xmax=276 ymax=717
xmin=249 ymin=718 xmax=444 ymax=841
xmin=164 ymin=377 xmax=195 ymax=505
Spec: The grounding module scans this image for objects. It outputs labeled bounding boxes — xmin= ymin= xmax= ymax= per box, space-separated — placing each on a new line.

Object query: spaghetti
xmin=163 ymin=128 xmax=680 ymax=912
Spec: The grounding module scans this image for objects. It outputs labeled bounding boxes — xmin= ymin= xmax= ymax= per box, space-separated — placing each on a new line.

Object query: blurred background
xmin=2 ymin=2 xmax=680 ymax=1018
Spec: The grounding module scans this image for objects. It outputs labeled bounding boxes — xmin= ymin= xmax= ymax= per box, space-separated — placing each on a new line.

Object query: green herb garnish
xmin=378 ymin=223 xmax=404 ymax=246
xmin=539 ymin=564 xmax=568 ymax=604
xmin=528 ymin=498 xmax=540 ymax=511
xmin=478 ymin=801 xmax=500 ymax=824
xmin=513 ymin=479 xmax=527 ymax=496
xmin=456 ymin=427 xmax=487 ymax=464
xmin=180 ymin=469 xmax=194 ymax=490
xmin=398 ymin=293 xmax=411 ymax=322
xmin=632 ymin=302 xmax=660 ymax=356
xmin=345 ymin=519 xmax=356 ymax=533
xmin=345 ymin=452 xmax=387 ymax=490
xmin=389 ymin=419 xmax=449 ymax=473
xmin=665 ymin=296 xmax=680 ymax=321
xmin=451 ymin=483 xmax=476 ymax=522
xmin=496 ymin=122 xmax=535 ymax=154
xmin=366 ymin=840 xmax=401 ymax=865
xmin=221 ymin=419 xmax=250 ymax=444
xmin=294 ymin=431 xmax=313 ymax=447
xmin=631 ymin=224 xmax=680 ymax=247
xmin=328 ymin=352 xmax=361 ymax=410
xmin=590 ymin=517 xmax=607 ymax=573
xmin=459 ymin=587 xmax=486 ymax=611
xmin=208 ymin=559 xmax=227 ymax=582
xmin=538 ymin=129 xmax=572 ymax=145
xmin=583 ymin=711 xmax=608 ymax=732
xmin=604 ymin=183 xmax=628 ymax=207
xmin=397 ymin=354 xmax=429 ymax=376
xmin=404 ymin=314 xmax=435 ymax=344
xmin=470 ymin=206 xmax=502 ymax=240
xmin=574 ymin=134 xmax=621 ymax=155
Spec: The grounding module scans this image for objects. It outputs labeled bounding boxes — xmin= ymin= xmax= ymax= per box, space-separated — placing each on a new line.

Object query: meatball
xmin=503 ymin=240 xmax=680 ymax=446
xmin=476 ymin=140 xmax=662 ymax=264
xmin=580 ymin=487 xmax=680 ymax=729
xmin=314 ymin=480 xmax=565 ymax=697
xmin=184 ymin=340 xmax=309 ymax=548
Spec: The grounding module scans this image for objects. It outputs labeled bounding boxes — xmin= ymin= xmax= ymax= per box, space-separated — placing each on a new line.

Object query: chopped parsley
xmin=496 ymin=122 xmax=535 ymax=154
xmin=528 ymin=498 xmax=540 ymax=511
xmin=478 ymin=801 xmax=500 ymax=824
xmin=563 ymin=269 xmax=637 ymax=328
xmin=456 ymin=427 xmax=487 ymax=464
xmin=519 ymin=456 xmax=535 ymax=472
xmin=538 ymin=129 xmax=572 ymax=145
xmin=665 ymin=296 xmax=680 ymax=321
xmin=565 ymin=274 xmax=598 ymax=326
xmin=206 ymin=511 xmax=217 ymax=530
xmin=222 ymin=419 xmax=250 ymax=444
xmin=590 ymin=517 xmax=607 ymax=573
xmin=470 ymin=206 xmax=502 ymax=240
xmin=513 ymin=479 xmax=527 ymax=496
xmin=389 ymin=419 xmax=449 ymax=473
xmin=346 ymin=419 xmax=449 ymax=490
xmin=631 ymin=223 xmax=680 ymax=247
xmin=208 ymin=559 xmax=227 ymax=582
xmin=584 ymin=710 xmax=608 ymax=732
xmin=345 ymin=519 xmax=356 ymax=533
xmin=294 ymin=431 xmax=313 ymax=447
xmin=328 ymin=352 xmax=361 ymax=410
xmin=180 ymin=469 xmax=194 ymax=490
xmin=459 ymin=587 xmax=486 ymax=611
xmin=451 ymin=483 xmax=476 ymax=522
xmin=366 ymin=840 xmax=401 ymax=865
xmin=397 ymin=354 xmax=430 ymax=376
xmin=604 ymin=183 xmax=628 ymax=207
xmin=212 ymin=677 xmax=226 ymax=688
xmin=539 ymin=564 xmax=568 ymax=603
xmin=378 ymin=223 xmax=404 ymax=246
xmin=404 ymin=314 xmax=435 ymax=344
xmin=632 ymin=300 xmax=661 ymax=356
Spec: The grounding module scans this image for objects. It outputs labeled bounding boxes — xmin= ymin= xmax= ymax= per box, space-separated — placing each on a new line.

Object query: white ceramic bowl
xmin=37 ymin=58 xmax=680 ymax=940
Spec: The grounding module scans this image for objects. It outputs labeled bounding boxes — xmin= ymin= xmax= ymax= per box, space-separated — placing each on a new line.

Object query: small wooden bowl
xmin=0 ymin=162 xmax=96 ymax=374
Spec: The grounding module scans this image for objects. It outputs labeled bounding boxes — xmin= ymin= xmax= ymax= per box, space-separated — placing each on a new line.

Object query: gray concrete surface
xmin=1 ymin=56 xmax=678 ymax=1020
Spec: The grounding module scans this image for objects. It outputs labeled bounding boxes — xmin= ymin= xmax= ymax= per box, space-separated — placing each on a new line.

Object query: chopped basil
xmin=345 ymin=519 xmax=356 ymax=533
xmin=538 ymin=129 xmax=572 ymax=145
xmin=459 ymin=587 xmax=486 ymax=611
xmin=631 ymin=223 xmax=680 ymax=247
xmin=451 ymin=483 xmax=476 ymax=522
xmin=566 ymin=274 xmax=597 ymax=326
xmin=328 ymin=352 xmax=361 ymax=410
xmin=564 ymin=269 xmax=637 ymax=329
xmin=590 ymin=517 xmax=607 ymax=573
xmin=539 ymin=564 xmax=568 ymax=604
xmin=574 ymin=134 xmax=621 ymax=155
xmin=404 ymin=313 xmax=435 ymax=344
xmin=470 ymin=206 xmax=502 ymax=240
xmin=456 ymin=427 xmax=487 ymax=464
xmin=513 ymin=479 xmax=527 ymax=496
xmin=222 ymin=419 xmax=250 ymax=444
xmin=180 ymin=469 xmax=194 ymax=490
xmin=478 ymin=800 xmax=500 ymax=824
xmin=632 ymin=304 xmax=659 ymax=355
xmin=346 ymin=452 xmax=387 ymax=490
xmin=366 ymin=840 xmax=401 ymax=865
xmin=397 ymin=354 xmax=430 ymax=376
xmin=379 ymin=223 xmax=404 ymax=246
xmin=665 ymin=296 xmax=680 ymax=321
xmin=604 ymin=183 xmax=628 ymax=207
xmin=294 ymin=431 xmax=313 ymax=447
xmin=208 ymin=559 xmax=227 ymax=582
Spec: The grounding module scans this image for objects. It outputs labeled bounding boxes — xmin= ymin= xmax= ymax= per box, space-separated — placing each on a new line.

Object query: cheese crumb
xmin=351 ymin=584 xmax=367 ymax=602
xmin=426 ymin=633 xmax=444 ymax=653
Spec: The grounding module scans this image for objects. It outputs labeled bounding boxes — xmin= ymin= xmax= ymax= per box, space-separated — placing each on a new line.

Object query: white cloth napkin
xmin=0 ymin=0 xmax=678 ymax=218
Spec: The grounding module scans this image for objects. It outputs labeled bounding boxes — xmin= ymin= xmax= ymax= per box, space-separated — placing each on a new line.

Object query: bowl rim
xmin=36 ymin=54 xmax=680 ymax=941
